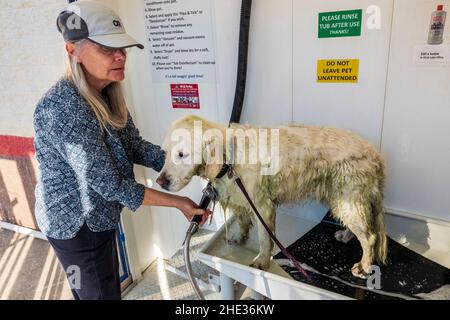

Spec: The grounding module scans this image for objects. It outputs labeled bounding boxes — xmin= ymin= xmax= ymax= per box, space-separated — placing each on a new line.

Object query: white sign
xmin=143 ymin=0 xmax=216 ymax=83
xmin=413 ymin=45 xmax=450 ymax=67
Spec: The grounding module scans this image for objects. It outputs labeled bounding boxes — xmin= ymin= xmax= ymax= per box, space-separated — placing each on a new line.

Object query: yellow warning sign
xmin=317 ymin=59 xmax=359 ymax=83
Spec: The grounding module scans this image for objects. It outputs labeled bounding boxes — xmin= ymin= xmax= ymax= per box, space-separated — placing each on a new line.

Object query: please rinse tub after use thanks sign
xmin=318 ymin=9 xmax=363 ymax=38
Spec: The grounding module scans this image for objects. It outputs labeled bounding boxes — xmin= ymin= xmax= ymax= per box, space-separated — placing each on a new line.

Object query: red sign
xmin=170 ymin=84 xmax=200 ymax=109
xmin=0 ymin=135 xmax=35 ymax=158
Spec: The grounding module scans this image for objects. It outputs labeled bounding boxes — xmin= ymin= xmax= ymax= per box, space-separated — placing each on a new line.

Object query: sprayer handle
xmin=191 ymin=188 xmax=213 ymax=224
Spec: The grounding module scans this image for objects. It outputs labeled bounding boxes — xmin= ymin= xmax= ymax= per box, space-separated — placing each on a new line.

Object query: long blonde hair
xmin=66 ymin=40 xmax=128 ymax=132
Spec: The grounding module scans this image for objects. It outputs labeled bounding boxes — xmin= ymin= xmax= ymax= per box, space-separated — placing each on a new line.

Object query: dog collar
xmin=215 ymin=163 xmax=232 ymax=179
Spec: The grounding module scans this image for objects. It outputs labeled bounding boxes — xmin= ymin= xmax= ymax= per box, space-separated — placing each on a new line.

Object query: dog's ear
xmin=203 ymin=132 xmax=224 ymax=180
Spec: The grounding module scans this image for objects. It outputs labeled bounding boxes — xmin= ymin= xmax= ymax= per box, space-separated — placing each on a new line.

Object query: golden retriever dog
xmin=156 ymin=115 xmax=388 ymax=278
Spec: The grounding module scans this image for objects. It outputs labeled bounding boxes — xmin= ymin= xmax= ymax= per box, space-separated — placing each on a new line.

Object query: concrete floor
xmin=123 ymin=258 xmax=221 ymax=300
xmin=0 ymin=227 xmax=223 ymax=300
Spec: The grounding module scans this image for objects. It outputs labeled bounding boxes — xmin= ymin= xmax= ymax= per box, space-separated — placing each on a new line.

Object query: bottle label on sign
xmin=414 ymin=45 xmax=450 ymax=67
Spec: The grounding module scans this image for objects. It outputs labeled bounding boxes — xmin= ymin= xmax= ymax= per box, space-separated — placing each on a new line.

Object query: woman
xmin=33 ymin=1 xmax=210 ymax=300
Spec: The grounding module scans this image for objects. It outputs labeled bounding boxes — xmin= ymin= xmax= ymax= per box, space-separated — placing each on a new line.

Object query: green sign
xmin=318 ymin=9 xmax=362 ymax=38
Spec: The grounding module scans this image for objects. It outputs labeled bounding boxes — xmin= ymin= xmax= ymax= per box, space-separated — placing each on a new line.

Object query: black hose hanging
xmin=229 ymin=0 xmax=252 ymax=125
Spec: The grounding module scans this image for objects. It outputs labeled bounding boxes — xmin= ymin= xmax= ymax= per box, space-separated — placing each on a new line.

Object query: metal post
xmin=219 ymin=273 xmax=235 ymax=300
xmin=250 ymin=289 xmax=265 ymax=300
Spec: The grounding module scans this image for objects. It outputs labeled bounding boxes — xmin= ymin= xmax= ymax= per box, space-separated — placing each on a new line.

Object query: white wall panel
xmin=382 ymin=0 xmax=450 ymax=221
xmin=293 ymin=0 xmax=394 ymax=146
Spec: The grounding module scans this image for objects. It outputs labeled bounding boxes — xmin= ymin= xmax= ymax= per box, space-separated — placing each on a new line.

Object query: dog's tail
xmin=372 ymin=192 xmax=388 ymax=265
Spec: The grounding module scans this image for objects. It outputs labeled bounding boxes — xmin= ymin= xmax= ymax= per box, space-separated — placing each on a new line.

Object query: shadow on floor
xmin=0 ymin=228 xmax=72 ymax=300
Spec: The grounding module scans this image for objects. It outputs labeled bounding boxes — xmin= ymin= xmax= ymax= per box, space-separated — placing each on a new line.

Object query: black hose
xmin=183 ymin=183 xmax=216 ymax=300
xmin=229 ymin=0 xmax=252 ymax=125
xmin=184 ymin=232 xmax=205 ymax=300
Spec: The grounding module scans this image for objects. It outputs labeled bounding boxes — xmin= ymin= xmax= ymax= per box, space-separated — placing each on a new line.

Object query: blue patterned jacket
xmin=33 ymin=78 xmax=165 ymax=239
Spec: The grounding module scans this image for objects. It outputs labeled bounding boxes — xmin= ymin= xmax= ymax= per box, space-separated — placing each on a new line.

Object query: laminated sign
xmin=317 ymin=59 xmax=359 ymax=83
xmin=319 ymin=9 xmax=362 ymax=38
xmin=144 ymin=0 xmax=216 ymax=83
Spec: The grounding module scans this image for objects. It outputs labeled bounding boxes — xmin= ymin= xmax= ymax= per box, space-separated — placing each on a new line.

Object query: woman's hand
xmin=142 ymin=188 xmax=212 ymax=225
xmin=176 ymin=196 xmax=212 ymax=225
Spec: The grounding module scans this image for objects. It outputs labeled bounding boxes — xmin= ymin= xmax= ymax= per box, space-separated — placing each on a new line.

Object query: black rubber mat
xmin=273 ymin=214 xmax=450 ymax=300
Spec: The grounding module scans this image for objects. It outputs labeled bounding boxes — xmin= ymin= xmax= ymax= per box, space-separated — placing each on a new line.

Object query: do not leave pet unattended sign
xmin=317 ymin=59 xmax=360 ymax=83
xmin=319 ymin=9 xmax=363 ymax=38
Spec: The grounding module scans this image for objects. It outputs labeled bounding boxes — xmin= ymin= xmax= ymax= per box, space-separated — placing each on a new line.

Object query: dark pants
xmin=47 ymin=223 xmax=121 ymax=300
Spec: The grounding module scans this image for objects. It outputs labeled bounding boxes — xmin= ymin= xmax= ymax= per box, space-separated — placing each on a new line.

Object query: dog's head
xmin=156 ymin=115 xmax=226 ymax=192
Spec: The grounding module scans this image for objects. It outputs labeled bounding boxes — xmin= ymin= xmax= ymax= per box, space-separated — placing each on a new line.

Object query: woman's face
xmin=69 ymin=40 xmax=127 ymax=88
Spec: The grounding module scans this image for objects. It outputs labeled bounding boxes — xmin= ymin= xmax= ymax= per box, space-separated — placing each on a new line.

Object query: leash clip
xmin=227 ymin=165 xmax=238 ymax=180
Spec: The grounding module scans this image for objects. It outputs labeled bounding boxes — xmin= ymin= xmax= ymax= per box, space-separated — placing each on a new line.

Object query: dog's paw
xmin=334 ymin=228 xmax=354 ymax=244
xmin=351 ymin=262 xmax=369 ymax=279
xmin=249 ymin=254 xmax=270 ymax=270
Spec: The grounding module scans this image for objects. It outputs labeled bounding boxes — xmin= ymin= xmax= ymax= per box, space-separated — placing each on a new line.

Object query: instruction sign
xmin=143 ymin=0 xmax=216 ymax=83
xmin=319 ymin=9 xmax=362 ymax=38
xmin=171 ymin=84 xmax=200 ymax=109
xmin=317 ymin=59 xmax=359 ymax=83
xmin=413 ymin=45 xmax=450 ymax=67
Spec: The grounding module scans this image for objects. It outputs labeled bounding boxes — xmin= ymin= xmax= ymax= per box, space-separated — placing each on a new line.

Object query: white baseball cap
xmin=57 ymin=0 xmax=144 ymax=49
